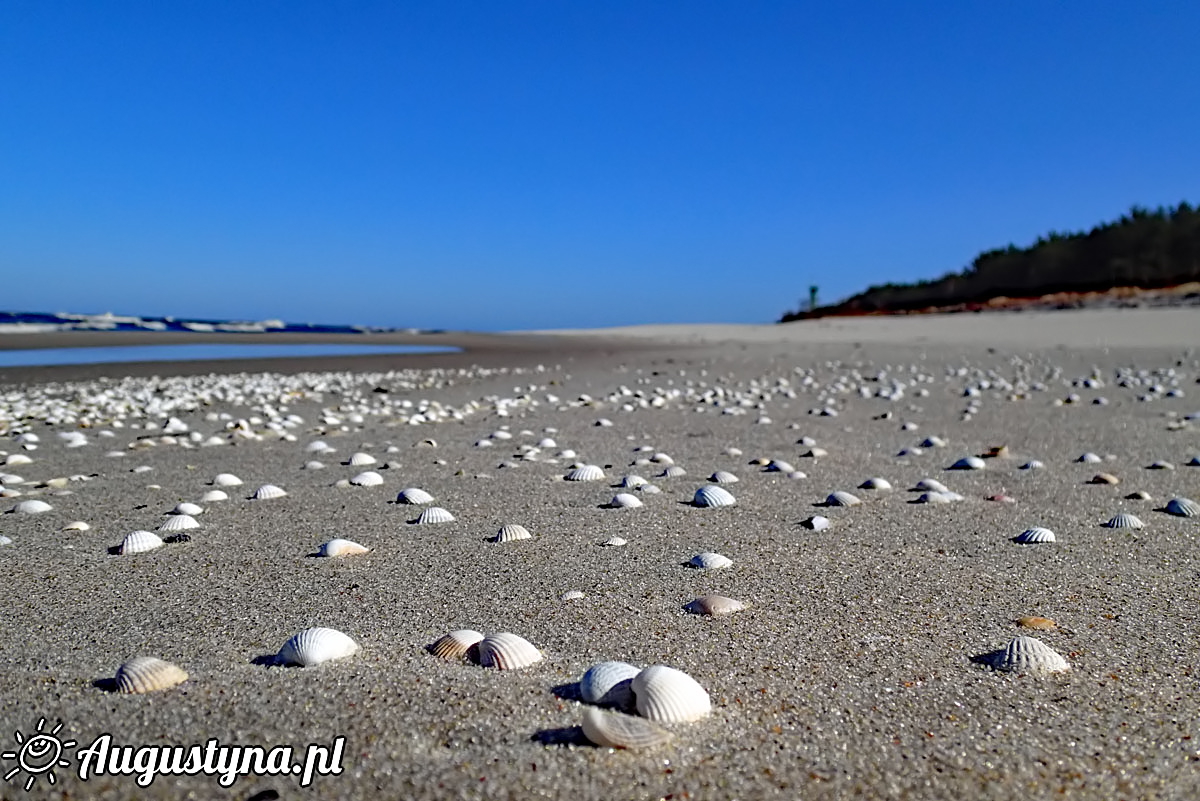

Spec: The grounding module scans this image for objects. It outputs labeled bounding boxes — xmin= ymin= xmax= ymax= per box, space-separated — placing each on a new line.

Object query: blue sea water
xmin=0 ymin=344 xmax=458 ymax=368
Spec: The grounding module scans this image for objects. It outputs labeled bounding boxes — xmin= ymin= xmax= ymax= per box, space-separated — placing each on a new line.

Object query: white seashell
xmin=801 ymin=447 xmax=828 ymax=458
xmin=688 ymin=552 xmax=733 ymax=569
xmin=428 ymin=629 xmax=484 ymax=660
xmin=609 ymin=493 xmax=644 ymax=509
xmin=317 ymin=538 xmax=369 ymax=557
xmin=708 ymin=470 xmax=739 ymax=484
xmin=1014 ymin=527 xmax=1056 ymax=544
xmin=1019 ymin=460 xmax=1045 ymax=470
xmin=619 ymin=475 xmax=648 ymax=488
xmin=0 ymin=535 xmax=10 ymax=546
xmin=560 ymin=590 xmax=585 ymax=601
xmin=251 ymin=484 xmax=287 ymax=500
xmin=5 ymin=453 xmax=33 ymax=466
xmin=276 ymin=627 xmax=359 ymax=667
xmin=858 ymin=477 xmax=892 ymax=490
xmin=685 ymin=594 xmax=746 ymax=615
xmin=158 ymin=514 xmax=199 ymax=533
xmin=1104 ymin=513 xmax=1144 ymax=529
xmin=635 ymin=484 xmax=662 ymax=494
xmin=949 ymin=456 xmax=986 ymax=470
xmin=766 ymin=460 xmax=795 ymax=474
xmin=913 ymin=478 xmax=949 ymax=493
xmin=658 ymin=465 xmax=687 ymax=478
xmin=62 ymin=521 xmax=90 ymax=531
xmin=396 ymin=487 xmax=435 ymax=505
xmin=920 ymin=436 xmax=947 ymax=448
xmin=581 ymin=707 xmax=673 ymax=749
xmin=1147 ymin=460 xmax=1174 ymax=470
xmin=1076 ymin=452 xmax=1102 ymax=464
xmin=477 ymin=632 xmax=542 ymax=670
xmin=1088 ymin=472 xmax=1119 ymax=485
xmin=118 ymin=530 xmax=163 ymax=554
xmin=114 ymin=657 xmax=188 ymax=694
xmin=916 ymin=491 xmax=952 ymax=504
xmin=1125 ymin=490 xmax=1152 ymax=501
xmin=1165 ymin=497 xmax=1200 ymax=517
xmin=825 ymin=491 xmax=861 ymax=507
xmin=304 ymin=460 xmax=326 ymax=470
xmin=693 ymin=485 xmax=736 ymax=508
xmin=801 ymin=515 xmax=831 ymax=530
xmin=599 ymin=536 xmax=627 ymax=547
xmin=494 ymin=523 xmax=532 ymax=542
xmin=580 ymin=661 xmax=641 ymax=708
xmin=632 ymin=665 xmax=711 ymax=722
xmin=172 ymin=502 xmax=203 ymax=516
xmin=565 ymin=465 xmax=606 ymax=482
xmin=346 ymin=452 xmax=377 ymax=466
xmin=994 ymin=636 xmax=1069 ymax=674
xmin=349 ymin=471 xmax=384 ymax=487
xmin=200 ymin=489 xmax=229 ymax=502
xmin=787 ymin=470 xmax=807 ymax=479
xmin=416 ymin=506 xmax=455 ymax=524
xmin=11 ymin=499 xmax=52 ymax=514
xmin=650 ymin=452 xmax=674 ymax=465
xmin=213 ymin=473 xmax=243 ymax=486
xmin=306 ymin=440 xmax=333 ymax=453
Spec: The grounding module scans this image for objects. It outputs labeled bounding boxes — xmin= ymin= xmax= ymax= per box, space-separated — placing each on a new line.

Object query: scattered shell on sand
xmin=276 ymin=627 xmax=359 ymax=667
xmin=396 ymin=487 xmax=435 ymax=505
xmin=913 ymin=478 xmax=949 ymax=493
xmin=766 ymin=460 xmax=795 ymax=474
xmin=494 ymin=523 xmax=532 ymax=543
xmin=118 ymin=530 xmax=164 ymax=555
xmin=685 ymin=594 xmax=746 ymax=615
xmin=858 ymin=477 xmax=892 ymax=490
xmin=1088 ymin=472 xmax=1120 ymax=485
xmin=688 ymin=552 xmax=733 ymax=569
xmin=560 ymin=590 xmax=585 ymax=601
xmin=114 ymin=656 xmax=189 ymax=694
xmin=11 ymin=499 xmax=52 ymax=514
xmin=693 ymin=485 xmax=736 ymax=508
xmin=200 ymin=490 xmax=229 ymax=502
xmin=801 ymin=515 xmax=831 ymax=531
xmin=428 ymin=629 xmax=484 ymax=660
xmin=581 ymin=707 xmax=673 ymax=750
xmin=580 ymin=661 xmax=641 ymax=708
xmin=599 ymin=536 xmax=627 ymax=547
xmin=158 ymin=514 xmax=199 ymax=533
xmin=632 ymin=665 xmax=711 ymax=723
xmin=1147 ymin=460 xmax=1174 ymax=470
xmin=212 ymin=473 xmax=243 ymax=486
xmin=1019 ymin=460 xmax=1045 ymax=470
xmin=349 ymin=471 xmax=384 ymax=487
xmin=1075 ymin=452 xmax=1102 ymax=464
xmin=251 ymin=484 xmax=287 ymax=500
xmin=1165 ymin=497 xmax=1199 ymax=517
xmin=171 ymin=502 xmax=203 ymax=516
xmin=609 ymin=493 xmax=644 ymax=509
xmin=415 ymin=506 xmax=455 ymax=524
xmin=565 ymin=465 xmax=606 ymax=482
xmin=1016 ymin=616 xmax=1057 ymax=631
xmin=825 ymin=491 xmax=861 ymax=507
xmin=1104 ymin=513 xmax=1144 ymax=529
xmin=993 ymin=636 xmax=1070 ymax=674
xmin=1125 ymin=490 xmax=1152 ymax=500
xmin=619 ymin=475 xmax=648 ymax=489
xmin=477 ymin=632 xmax=542 ymax=670
xmin=708 ymin=470 xmax=739 ymax=484
xmin=949 ymin=456 xmax=986 ymax=470
xmin=62 ymin=521 xmax=90 ymax=531
xmin=1013 ymin=527 xmax=1056 ymax=544
xmin=346 ymin=452 xmax=377 ymax=466
xmin=658 ymin=465 xmax=688 ymax=478
xmin=317 ymin=538 xmax=369 ymax=557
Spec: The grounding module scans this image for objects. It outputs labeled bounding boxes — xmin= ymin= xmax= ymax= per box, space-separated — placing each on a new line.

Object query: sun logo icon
xmin=2 ymin=718 xmax=76 ymax=792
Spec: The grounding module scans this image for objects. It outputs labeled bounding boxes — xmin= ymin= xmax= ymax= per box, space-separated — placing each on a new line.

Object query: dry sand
xmin=0 ymin=308 xmax=1198 ymax=800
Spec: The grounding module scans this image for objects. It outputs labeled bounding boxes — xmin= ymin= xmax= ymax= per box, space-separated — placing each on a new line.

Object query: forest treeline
xmin=780 ymin=203 xmax=1200 ymax=320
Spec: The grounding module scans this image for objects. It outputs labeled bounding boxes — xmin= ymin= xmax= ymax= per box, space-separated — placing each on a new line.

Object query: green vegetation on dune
xmin=781 ymin=203 xmax=1200 ymax=320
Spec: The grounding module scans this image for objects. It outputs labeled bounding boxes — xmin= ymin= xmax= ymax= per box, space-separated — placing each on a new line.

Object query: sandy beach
xmin=1 ymin=307 xmax=1198 ymax=800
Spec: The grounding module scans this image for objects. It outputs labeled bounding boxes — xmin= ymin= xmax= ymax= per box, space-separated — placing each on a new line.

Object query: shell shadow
xmin=92 ymin=677 xmax=118 ymax=692
xmin=969 ymin=649 xmax=1004 ymax=669
xmin=106 ymin=545 xmax=122 ymax=555
xmin=251 ymin=653 xmax=280 ymax=667
xmin=531 ymin=726 xmax=589 ymax=748
xmin=551 ymin=681 xmax=583 ymax=702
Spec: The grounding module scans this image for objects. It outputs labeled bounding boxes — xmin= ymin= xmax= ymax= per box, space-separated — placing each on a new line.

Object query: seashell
xmin=708 ymin=470 xmax=739 ymax=484
xmin=688 ymin=552 xmax=733 ymax=569
xmin=415 ymin=506 xmax=455 ymax=524
xmin=276 ymin=627 xmax=359 ymax=667
xmin=684 ymin=594 xmax=746 ymax=615
xmin=595 ymin=418 xmax=614 ymax=427
xmin=636 ymin=484 xmax=662 ymax=494
xmin=62 ymin=520 xmax=90 ymax=531
xmin=1088 ymin=472 xmax=1119 ymax=485
xmin=349 ymin=471 xmax=384 ymax=487
xmin=609 ymin=493 xmax=644 ymax=509
xmin=118 ymin=530 xmax=163 ymax=554
xmin=913 ymin=478 xmax=949 ymax=493
xmin=1104 ymin=513 xmax=1144 ymax=530
xmin=565 ymin=465 xmax=606 ymax=482
xmin=693 ymin=485 xmax=736 ymax=508
xmin=981 ymin=445 xmax=1010 ymax=458
xmin=306 ymin=440 xmax=333 ymax=453
xmin=200 ymin=489 xmax=229 ymax=502
xmin=114 ymin=656 xmax=188 ymax=694
xmin=1016 ymin=616 xmax=1056 ymax=631
xmin=993 ymin=635 xmax=1069 ymax=674
xmin=251 ymin=484 xmax=287 ymax=500
xmin=172 ymin=502 xmax=203 ymax=516
xmin=346 ymin=452 xmax=377 ymax=466
xmin=1075 ymin=452 xmax=1102 ymax=464
xmin=11 ymin=499 xmax=52 ymax=514
xmin=428 ymin=629 xmax=484 ymax=660
xmin=581 ymin=707 xmax=673 ymax=750
xmin=396 ymin=487 xmax=435 ymax=505
xmin=1186 ymin=455 xmax=1200 ymax=467
xmin=1019 ymin=460 xmax=1044 ymax=470
xmin=5 ymin=453 xmax=33 ymax=466
xmin=986 ymin=494 xmax=1017 ymax=503
xmin=0 ymin=535 xmax=10 ymax=546
xmin=657 ymin=465 xmax=687 ymax=478
xmin=560 ymin=590 xmax=585 ymax=601
xmin=304 ymin=460 xmax=326 ymax=470
xmin=650 ymin=453 xmax=674 ymax=465
xmin=1147 ymin=460 xmax=1175 ymax=470
xmin=765 ymin=460 xmax=795 ymax=473
xmin=747 ymin=457 xmax=770 ymax=466
xmin=580 ymin=661 xmax=641 ymax=707
xmin=801 ymin=447 xmax=828 ymax=458
xmin=1013 ymin=527 xmax=1056 ymax=544
xmin=477 ymin=632 xmax=542 ymax=670
xmin=858 ymin=477 xmax=892 ymax=490
xmin=801 ymin=515 xmax=830 ymax=530
xmin=599 ymin=536 xmax=627 ymax=547
xmin=494 ymin=523 xmax=532 ymax=542
xmin=1125 ymin=490 xmax=1151 ymax=500
xmin=916 ymin=491 xmax=952 ymax=504
xmin=1165 ymin=497 xmax=1200 ymax=517
xmin=632 ymin=665 xmax=711 ymax=722
xmin=213 ymin=473 xmax=243 ymax=486
xmin=317 ymin=538 xmax=369 ymax=557
xmin=825 ymin=491 xmax=861 ymax=507
xmin=920 ymin=436 xmax=947 ymax=448
xmin=949 ymin=456 xmax=985 ymax=470
xmin=619 ymin=475 xmax=648 ymax=488
xmin=158 ymin=514 xmax=199 ymax=533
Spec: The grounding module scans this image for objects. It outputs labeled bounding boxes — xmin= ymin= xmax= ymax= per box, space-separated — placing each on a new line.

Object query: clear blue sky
xmin=2 ymin=2 xmax=1197 ymax=331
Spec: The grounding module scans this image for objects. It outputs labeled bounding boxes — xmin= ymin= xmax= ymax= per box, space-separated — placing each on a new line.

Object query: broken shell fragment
xmin=276 ymin=627 xmax=359 ymax=667
xmin=581 ymin=706 xmax=673 ymax=750
xmin=114 ymin=657 xmax=189 ymax=694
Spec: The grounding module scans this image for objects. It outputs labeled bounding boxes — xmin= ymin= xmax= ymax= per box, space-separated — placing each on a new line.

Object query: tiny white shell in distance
xmin=688 ymin=552 xmax=733 ymax=569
